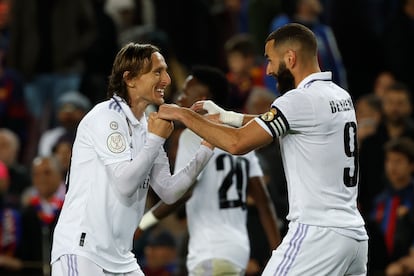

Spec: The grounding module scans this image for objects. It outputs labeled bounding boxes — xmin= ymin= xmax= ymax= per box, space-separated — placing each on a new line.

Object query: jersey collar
xmin=297 ymin=71 xmax=332 ymax=89
xmin=112 ymin=95 xmax=141 ymax=126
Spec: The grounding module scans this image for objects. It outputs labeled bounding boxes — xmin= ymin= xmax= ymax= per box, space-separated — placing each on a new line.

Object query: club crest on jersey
xmin=107 ymin=132 xmax=126 ymax=153
xmin=109 ymin=121 xmax=118 ymax=130
xmin=261 ymin=108 xmax=277 ymax=122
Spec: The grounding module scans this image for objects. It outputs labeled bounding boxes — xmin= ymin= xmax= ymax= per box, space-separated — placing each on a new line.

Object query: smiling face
xmin=128 ymin=52 xmax=171 ymax=107
xmin=265 ymin=40 xmax=295 ymax=94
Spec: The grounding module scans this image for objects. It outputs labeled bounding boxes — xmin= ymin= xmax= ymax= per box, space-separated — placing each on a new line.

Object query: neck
xmin=130 ymin=100 xmax=149 ymax=120
xmin=392 ymin=177 xmax=411 ymax=190
xmin=295 ymin=66 xmax=321 ymax=87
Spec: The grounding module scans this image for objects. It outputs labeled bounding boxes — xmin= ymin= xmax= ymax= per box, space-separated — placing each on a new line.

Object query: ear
xmin=123 ymin=71 xmax=135 ymax=88
xmin=286 ymin=49 xmax=296 ymax=68
xmin=123 ymin=71 xmax=130 ymax=80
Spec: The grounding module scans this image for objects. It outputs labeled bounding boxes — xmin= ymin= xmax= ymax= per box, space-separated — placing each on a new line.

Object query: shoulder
xmin=81 ymin=100 xmax=124 ymax=126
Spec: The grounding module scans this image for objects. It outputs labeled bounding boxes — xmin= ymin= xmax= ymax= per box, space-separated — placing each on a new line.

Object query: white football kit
xmin=174 ymin=128 xmax=263 ymax=273
xmin=51 ymin=96 xmax=213 ymax=274
xmin=255 ymin=72 xmax=368 ymax=275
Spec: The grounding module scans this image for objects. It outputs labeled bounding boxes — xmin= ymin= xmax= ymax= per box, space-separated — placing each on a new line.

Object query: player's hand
xmin=192 ymin=100 xmax=243 ymax=127
xmin=192 ymin=100 xmax=224 ymax=115
xmin=148 ymin=112 xmax=174 ymax=139
xmin=158 ymin=104 xmax=182 ymax=121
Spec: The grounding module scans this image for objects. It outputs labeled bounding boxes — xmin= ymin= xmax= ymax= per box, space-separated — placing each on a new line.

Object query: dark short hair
xmin=190 ymin=65 xmax=230 ymax=108
xmin=265 ymin=23 xmax=317 ymax=56
xmin=224 ymin=33 xmax=258 ymax=57
xmin=384 ymin=137 xmax=414 ymax=163
xmin=107 ymin=43 xmax=160 ymax=104
xmin=358 ymin=93 xmax=382 ymax=113
xmin=384 ymin=81 xmax=412 ymax=104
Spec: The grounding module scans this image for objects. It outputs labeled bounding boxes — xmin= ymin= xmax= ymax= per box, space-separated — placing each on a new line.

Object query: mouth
xmin=156 ymin=88 xmax=165 ymax=98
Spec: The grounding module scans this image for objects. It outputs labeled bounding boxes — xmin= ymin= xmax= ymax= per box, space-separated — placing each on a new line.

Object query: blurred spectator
xmin=373 ymin=71 xmax=396 ymax=99
xmin=20 ymin=156 xmax=65 ymax=276
xmin=51 ymin=132 xmax=75 ymax=179
xmin=81 ymin=0 xmax=118 ymax=105
xmin=245 ymin=86 xmax=277 ymax=116
xmin=367 ymin=137 xmax=414 ymax=274
xmin=8 ymin=0 xmax=96 ymax=163
xmin=141 ymin=229 xmax=178 ymax=276
xmin=38 ymin=91 xmax=91 ymax=157
xmin=385 ymin=242 xmax=414 ymax=276
xmin=224 ymin=33 xmax=267 ymax=112
xmin=247 ymin=0 xmax=282 ymax=50
xmin=325 ymin=0 xmax=385 ymax=100
xmin=0 ymin=35 xmax=29 ymax=162
xmin=153 ymin=0 xmax=222 ymax=70
xmin=383 ymin=0 xmax=414 ymax=93
xmin=359 ymin=82 xmax=414 ymax=218
xmin=355 ymin=93 xmax=383 ymax=146
xmin=269 ymin=0 xmax=348 ymax=90
xmin=0 ymin=0 xmax=11 ymax=40
xmin=0 ymin=128 xmax=30 ymax=209
xmin=105 ymin=0 xmax=136 ymax=32
xmin=0 ymin=160 xmax=23 ymax=275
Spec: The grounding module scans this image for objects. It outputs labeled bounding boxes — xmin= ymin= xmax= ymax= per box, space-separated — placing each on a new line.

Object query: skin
xmin=136 ymin=74 xmax=280 ymax=250
xmin=384 ymin=151 xmax=414 ymax=190
xmin=32 ymin=157 xmax=62 ymax=200
xmin=157 ymin=38 xmax=320 ymax=155
xmin=125 ymin=51 xmax=174 ymax=139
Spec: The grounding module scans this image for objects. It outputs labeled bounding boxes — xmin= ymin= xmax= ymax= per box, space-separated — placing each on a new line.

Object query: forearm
xmin=250 ymin=178 xmax=281 ymax=249
xmin=178 ymin=108 xmax=247 ymax=155
xmin=151 ymin=145 xmax=213 ymax=204
xmin=258 ymin=203 xmax=281 ymax=249
xmin=108 ymin=133 xmax=165 ymax=197
xmin=153 ymin=189 xmax=191 ymax=219
xmin=242 ymin=115 xmax=257 ymax=125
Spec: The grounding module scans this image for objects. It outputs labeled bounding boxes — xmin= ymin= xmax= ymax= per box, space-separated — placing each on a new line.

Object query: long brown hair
xmin=107 ymin=43 xmax=160 ymax=104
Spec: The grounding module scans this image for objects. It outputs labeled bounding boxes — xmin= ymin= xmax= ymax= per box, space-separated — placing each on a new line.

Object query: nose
xmin=265 ymin=63 xmax=273 ymax=76
xmin=163 ymin=71 xmax=172 ymax=86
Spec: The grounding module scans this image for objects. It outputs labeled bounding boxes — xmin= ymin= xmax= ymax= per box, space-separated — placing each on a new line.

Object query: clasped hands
xmin=148 ymin=101 xmax=223 ymax=147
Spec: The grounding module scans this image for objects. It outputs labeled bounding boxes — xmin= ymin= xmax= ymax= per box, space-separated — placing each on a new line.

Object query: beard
xmin=275 ymin=61 xmax=295 ymax=95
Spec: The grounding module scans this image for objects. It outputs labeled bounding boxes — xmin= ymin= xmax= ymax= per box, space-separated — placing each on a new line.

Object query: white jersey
xmin=51 ymin=96 xmax=213 ymax=273
xmin=255 ymin=72 xmax=368 ymax=241
xmin=174 ymin=129 xmax=263 ymax=270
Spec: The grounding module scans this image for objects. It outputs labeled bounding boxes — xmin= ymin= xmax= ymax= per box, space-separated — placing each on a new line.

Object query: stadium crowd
xmin=0 ymin=0 xmax=414 ymax=275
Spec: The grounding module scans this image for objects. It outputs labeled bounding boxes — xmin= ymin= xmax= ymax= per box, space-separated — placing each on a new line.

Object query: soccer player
xmin=50 ymin=43 xmax=214 ymax=276
xmin=157 ymin=23 xmax=369 ymax=275
xmin=137 ymin=66 xmax=280 ymax=275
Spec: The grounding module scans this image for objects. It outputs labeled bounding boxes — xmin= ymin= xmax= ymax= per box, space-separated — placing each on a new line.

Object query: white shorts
xmin=262 ymin=222 xmax=368 ymax=276
xmin=51 ymin=254 xmax=145 ymax=276
xmin=189 ymin=259 xmax=245 ymax=276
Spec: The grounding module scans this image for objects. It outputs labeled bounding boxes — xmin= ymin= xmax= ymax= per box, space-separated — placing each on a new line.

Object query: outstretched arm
xmin=158 ymin=104 xmax=273 ymax=155
xmin=135 ymin=187 xmax=194 ymax=240
xmin=192 ymin=100 xmax=257 ymax=127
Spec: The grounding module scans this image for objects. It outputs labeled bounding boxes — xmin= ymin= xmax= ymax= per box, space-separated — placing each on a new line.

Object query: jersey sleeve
xmin=173 ymin=129 xmax=203 ymax=173
xmin=254 ymin=89 xmax=315 ymax=138
xmin=83 ymin=109 xmax=132 ymax=165
xmin=245 ymin=151 xmax=264 ymax=178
